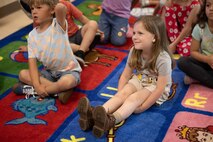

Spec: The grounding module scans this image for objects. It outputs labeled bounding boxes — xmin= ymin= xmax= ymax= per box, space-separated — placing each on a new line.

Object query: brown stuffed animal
xmin=84 ymin=49 xmax=117 ymax=67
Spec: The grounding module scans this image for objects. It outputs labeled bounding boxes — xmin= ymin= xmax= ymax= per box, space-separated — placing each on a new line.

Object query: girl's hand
xmin=34 ymin=84 xmax=48 ymax=98
xmin=134 ymin=105 xmax=146 ymax=113
xmin=207 ymin=55 xmax=213 ymax=69
xmin=168 ymin=42 xmax=177 ymax=53
xmin=134 ymin=107 xmax=143 ymax=113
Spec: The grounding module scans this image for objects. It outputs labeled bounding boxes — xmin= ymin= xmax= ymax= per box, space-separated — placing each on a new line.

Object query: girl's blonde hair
xmin=28 ymin=0 xmax=58 ymax=8
xmin=129 ymin=16 xmax=172 ymax=71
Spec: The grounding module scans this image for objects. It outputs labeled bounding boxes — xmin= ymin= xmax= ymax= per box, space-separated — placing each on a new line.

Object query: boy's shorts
xmin=40 ymin=69 xmax=81 ymax=85
xmin=68 ymin=28 xmax=83 ymax=45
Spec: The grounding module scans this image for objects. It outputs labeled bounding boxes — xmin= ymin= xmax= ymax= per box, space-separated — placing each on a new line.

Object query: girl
xmin=178 ymin=0 xmax=213 ymax=88
xmin=13 ymin=0 xmax=82 ymax=104
xmin=77 ymin=16 xmax=173 ymax=138
xmin=161 ymin=0 xmax=201 ymax=56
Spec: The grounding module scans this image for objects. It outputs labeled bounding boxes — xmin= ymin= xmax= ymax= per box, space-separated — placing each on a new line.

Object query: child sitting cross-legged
xmin=12 ymin=0 xmax=82 ymax=104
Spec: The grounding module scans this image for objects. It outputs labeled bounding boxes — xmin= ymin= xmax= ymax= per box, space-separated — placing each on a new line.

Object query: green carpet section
xmin=0 ymin=76 xmax=18 ymax=95
xmin=0 ymin=41 xmax=28 ymax=74
xmin=78 ymin=1 xmax=102 ymax=21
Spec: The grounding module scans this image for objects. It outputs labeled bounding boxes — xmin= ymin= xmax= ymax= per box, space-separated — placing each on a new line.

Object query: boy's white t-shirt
xmin=28 ymin=18 xmax=81 ymax=72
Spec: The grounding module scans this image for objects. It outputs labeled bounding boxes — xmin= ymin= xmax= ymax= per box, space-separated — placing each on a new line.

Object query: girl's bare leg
xmin=103 ymin=83 xmax=137 ymax=114
xmin=113 ymin=88 xmax=151 ymax=123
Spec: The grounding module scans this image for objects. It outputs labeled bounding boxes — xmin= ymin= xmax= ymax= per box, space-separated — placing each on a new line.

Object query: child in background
xmin=160 ymin=0 xmax=201 ymax=56
xmin=18 ymin=0 xmax=100 ymax=65
xmin=59 ymin=0 xmax=100 ymax=64
xmin=13 ymin=0 xmax=82 ymax=104
xmin=178 ymin=0 xmax=213 ymax=88
xmin=98 ymin=0 xmax=137 ymax=46
xmin=77 ymin=16 xmax=173 ymax=138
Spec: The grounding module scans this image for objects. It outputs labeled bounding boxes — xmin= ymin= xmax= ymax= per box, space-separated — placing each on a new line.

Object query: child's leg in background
xmin=110 ymin=15 xmax=128 ymax=46
xmin=103 ymin=83 xmax=137 ymax=114
xmin=164 ymin=6 xmax=179 ymax=52
xmin=178 ymin=56 xmax=213 ymax=88
xmin=80 ymin=21 xmax=98 ymax=52
xmin=98 ymin=10 xmax=111 ymax=44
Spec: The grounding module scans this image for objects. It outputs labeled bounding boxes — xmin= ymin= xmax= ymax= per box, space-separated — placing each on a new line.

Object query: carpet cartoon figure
xmin=87 ymin=4 xmax=102 ymax=16
xmin=10 ymin=50 xmax=28 ymax=63
xmin=6 ymin=97 xmax=57 ymax=125
xmin=175 ymin=125 xmax=213 ymax=142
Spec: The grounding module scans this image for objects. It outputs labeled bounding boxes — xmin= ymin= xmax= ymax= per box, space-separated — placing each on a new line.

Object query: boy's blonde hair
xmin=129 ymin=16 xmax=172 ymax=72
xmin=28 ymin=0 xmax=58 ymax=8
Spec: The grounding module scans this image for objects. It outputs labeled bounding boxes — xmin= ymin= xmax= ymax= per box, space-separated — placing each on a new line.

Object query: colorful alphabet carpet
xmin=0 ymin=0 xmax=212 ymax=142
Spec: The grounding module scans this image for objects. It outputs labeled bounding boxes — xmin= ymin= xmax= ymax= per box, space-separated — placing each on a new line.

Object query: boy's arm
xmin=29 ymin=58 xmax=48 ymax=97
xmin=54 ymin=3 xmax=67 ymax=31
xmin=78 ymin=15 xmax=90 ymax=25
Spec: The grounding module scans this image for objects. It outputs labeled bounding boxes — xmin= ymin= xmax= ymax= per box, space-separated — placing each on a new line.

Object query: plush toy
xmin=84 ymin=49 xmax=117 ymax=67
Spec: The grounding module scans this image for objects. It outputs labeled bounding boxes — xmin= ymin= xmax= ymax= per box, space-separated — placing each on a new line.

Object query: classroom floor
xmin=0 ymin=9 xmax=32 ymax=40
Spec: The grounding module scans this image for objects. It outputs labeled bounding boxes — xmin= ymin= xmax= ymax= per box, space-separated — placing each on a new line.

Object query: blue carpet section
xmin=46 ymin=66 xmax=189 ymax=142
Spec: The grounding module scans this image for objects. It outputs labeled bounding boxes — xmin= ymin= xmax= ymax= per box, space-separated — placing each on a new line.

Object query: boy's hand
xmin=18 ymin=46 xmax=28 ymax=52
xmin=60 ymin=61 xmax=76 ymax=71
xmin=34 ymin=84 xmax=48 ymax=98
xmin=97 ymin=29 xmax=105 ymax=42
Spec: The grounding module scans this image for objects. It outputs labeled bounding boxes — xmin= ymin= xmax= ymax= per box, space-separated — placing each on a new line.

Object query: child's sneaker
xmin=58 ymin=89 xmax=73 ymax=104
xmin=92 ymin=106 xmax=116 ymax=138
xmin=77 ymin=97 xmax=94 ymax=131
xmin=12 ymin=82 xmax=37 ymax=99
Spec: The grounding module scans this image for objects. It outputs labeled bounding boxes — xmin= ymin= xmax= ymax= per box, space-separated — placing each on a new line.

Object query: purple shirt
xmin=102 ymin=0 xmax=132 ymax=19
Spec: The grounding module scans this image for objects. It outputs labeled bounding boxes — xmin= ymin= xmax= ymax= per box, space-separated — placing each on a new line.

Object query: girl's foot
xmin=77 ymin=97 xmax=94 ymax=131
xmin=184 ymin=75 xmax=198 ymax=85
xmin=92 ymin=106 xmax=116 ymax=138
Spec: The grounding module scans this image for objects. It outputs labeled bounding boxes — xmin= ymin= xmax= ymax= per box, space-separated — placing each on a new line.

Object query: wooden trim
xmin=0 ymin=1 xmax=21 ymax=18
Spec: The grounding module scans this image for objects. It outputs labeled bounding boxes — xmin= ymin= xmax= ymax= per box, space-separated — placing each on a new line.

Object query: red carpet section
xmin=0 ymin=92 xmax=85 ymax=142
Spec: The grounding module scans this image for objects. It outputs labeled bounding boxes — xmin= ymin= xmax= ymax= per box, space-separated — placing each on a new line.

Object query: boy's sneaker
xmin=92 ymin=106 xmax=116 ymax=138
xmin=89 ymin=33 xmax=101 ymax=51
xmin=77 ymin=97 xmax=94 ymax=131
xmin=12 ymin=82 xmax=37 ymax=99
xmin=58 ymin=89 xmax=73 ymax=104
xmin=74 ymin=50 xmax=85 ymax=67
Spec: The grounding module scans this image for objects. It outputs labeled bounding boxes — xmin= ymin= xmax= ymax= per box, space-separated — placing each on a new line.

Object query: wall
xmin=0 ymin=0 xmax=16 ymax=8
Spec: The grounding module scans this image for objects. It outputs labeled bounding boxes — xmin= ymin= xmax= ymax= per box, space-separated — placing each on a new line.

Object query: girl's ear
xmin=152 ymin=36 xmax=156 ymax=43
xmin=152 ymin=39 xmax=156 ymax=43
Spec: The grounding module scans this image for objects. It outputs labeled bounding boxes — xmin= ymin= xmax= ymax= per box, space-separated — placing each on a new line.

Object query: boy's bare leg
xmin=79 ymin=20 xmax=98 ymax=52
xmin=70 ymin=43 xmax=80 ymax=53
xmin=19 ymin=70 xmax=76 ymax=95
